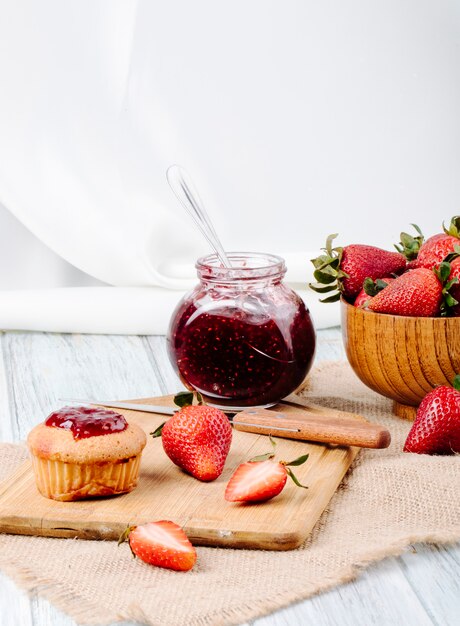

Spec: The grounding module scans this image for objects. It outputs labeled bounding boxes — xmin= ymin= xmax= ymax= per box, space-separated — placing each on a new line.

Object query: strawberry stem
xmin=118 ymin=525 xmax=135 ymax=546
xmin=118 ymin=525 xmax=138 ymax=558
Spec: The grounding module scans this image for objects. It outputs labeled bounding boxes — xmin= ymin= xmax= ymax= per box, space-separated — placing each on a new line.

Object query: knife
xmin=59 ymin=398 xmax=390 ymax=449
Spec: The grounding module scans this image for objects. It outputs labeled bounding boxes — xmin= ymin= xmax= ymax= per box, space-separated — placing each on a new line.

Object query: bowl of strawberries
xmin=311 ymin=217 xmax=460 ymax=419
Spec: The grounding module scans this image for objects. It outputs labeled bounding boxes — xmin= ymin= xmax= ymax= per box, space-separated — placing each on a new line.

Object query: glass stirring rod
xmin=166 ymin=164 xmax=232 ymax=268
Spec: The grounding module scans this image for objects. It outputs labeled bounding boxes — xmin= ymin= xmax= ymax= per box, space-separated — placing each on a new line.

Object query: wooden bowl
xmin=341 ymin=298 xmax=460 ymax=419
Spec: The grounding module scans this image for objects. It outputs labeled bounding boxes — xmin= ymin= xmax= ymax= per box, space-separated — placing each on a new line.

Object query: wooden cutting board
xmin=0 ymin=395 xmax=360 ymax=550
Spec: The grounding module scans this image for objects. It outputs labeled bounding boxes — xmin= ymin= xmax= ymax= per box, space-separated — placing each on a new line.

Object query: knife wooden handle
xmin=233 ymin=407 xmax=391 ymax=449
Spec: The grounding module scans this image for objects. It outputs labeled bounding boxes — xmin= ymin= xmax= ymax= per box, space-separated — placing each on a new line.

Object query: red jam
xmin=167 ymin=253 xmax=316 ymax=409
xmin=45 ymin=406 xmax=128 ymax=439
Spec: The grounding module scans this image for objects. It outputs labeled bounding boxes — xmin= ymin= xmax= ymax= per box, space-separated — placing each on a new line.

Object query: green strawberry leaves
xmin=174 ymin=391 xmax=194 ymax=408
xmin=434 ymin=261 xmax=459 ymax=316
xmin=443 ymin=215 xmax=460 ymax=238
xmin=151 ymin=390 xmax=204 ymax=438
xmin=453 ymin=375 xmax=460 ymax=392
xmin=248 ymin=439 xmax=309 ymax=488
xmin=285 ymin=467 xmax=309 ymax=489
xmin=394 ymin=224 xmax=424 ymax=260
xmin=281 ymin=453 xmax=309 ymax=488
xmin=118 ymin=525 xmax=137 ymax=558
xmin=174 ymin=390 xmax=204 ymax=408
xmin=282 ymin=453 xmax=310 ymax=467
xmin=363 ymin=277 xmax=391 ymax=297
xmin=309 ymin=234 xmax=348 ymax=302
xmin=150 ymin=422 xmax=166 ymax=438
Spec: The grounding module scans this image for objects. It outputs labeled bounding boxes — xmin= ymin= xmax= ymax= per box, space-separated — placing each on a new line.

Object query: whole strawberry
xmin=119 ymin=520 xmax=197 ymax=571
xmin=367 ymin=267 xmax=444 ymax=317
xmin=397 ymin=217 xmax=460 ymax=270
xmin=404 ymin=376 xmax=460 ymax=454
xmin=354 ymin=277 xmax=394 ymax=309
xmin=225 ymin=438 xmax=308 ymax=503
xmin=152 ymin=392 xmax=232 ymax=481
xmin=310 ymin=234 xmax=405 ymax=302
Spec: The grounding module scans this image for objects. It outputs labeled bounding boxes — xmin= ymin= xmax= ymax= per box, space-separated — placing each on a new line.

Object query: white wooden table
xmin=0 ymin=328 xmax=458 ymax=626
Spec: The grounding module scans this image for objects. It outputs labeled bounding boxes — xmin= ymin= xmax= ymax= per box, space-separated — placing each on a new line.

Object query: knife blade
xmin=59 ymin=399 xmax=178 ymax=415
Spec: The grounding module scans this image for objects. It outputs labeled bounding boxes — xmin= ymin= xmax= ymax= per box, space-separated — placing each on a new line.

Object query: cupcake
xmin=27 ymin=406 xmax=147 ymax=501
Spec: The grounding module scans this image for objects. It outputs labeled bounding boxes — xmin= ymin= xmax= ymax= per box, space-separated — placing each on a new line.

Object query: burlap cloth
xmin=0 ymin=361 xmax=459 ymax=626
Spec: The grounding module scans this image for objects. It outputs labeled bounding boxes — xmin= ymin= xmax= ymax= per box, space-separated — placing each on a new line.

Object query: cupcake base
xmin=30 ymin=454 xmax=142 ymax=501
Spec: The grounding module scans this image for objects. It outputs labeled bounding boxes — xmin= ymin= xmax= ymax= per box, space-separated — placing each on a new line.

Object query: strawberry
xmin=367 ymin=267 xmax=446 ymax=317
xmin=119 ymin=521 xmax=197 ymax=571
xmin=152 ymin=391 xmax=232 ymax=482
xmin=413 ymin=216 xmax=460 ymax=270
xmin=404 ymin=376 xmax=460 ymax=454
xmin=225 ymin=439 xmax=308 ymax=503
xmin=354 ymin=277 xmax=394 ymax=309
xmin=310 ymin=234 xmax=406 ymax=302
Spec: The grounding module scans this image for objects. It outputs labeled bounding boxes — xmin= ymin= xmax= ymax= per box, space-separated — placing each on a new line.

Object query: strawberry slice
xmin=225 ymin=460 xmax=288 ymax=502
xmin=225 ymin=439 xmax=309 ymax=503
xmin=119 ymin=521 xmax=197 ymax=571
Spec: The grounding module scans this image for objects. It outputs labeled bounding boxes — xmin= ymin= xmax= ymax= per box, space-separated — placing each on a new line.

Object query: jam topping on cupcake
xmin=45 ymin=406 xmax=128 ymax=440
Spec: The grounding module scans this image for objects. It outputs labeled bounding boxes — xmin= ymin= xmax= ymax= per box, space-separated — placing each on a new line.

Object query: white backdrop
xmin=0 ymin=0 xmax=458 ymax=333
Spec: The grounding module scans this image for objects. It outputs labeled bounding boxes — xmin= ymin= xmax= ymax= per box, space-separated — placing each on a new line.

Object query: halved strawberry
xmin=119 ymin=521 xmax=197 ymax=571
xmin=225 ymin=440 xmax=308 ymax=503
xmin=310 ymin=234 xmax=406 ymax=302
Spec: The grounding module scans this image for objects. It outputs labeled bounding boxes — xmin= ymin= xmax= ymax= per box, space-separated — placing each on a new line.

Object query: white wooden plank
xmin=0 ymin=569 xmax=33 ymax=626
xmin=252 ymin=555 xmax=434 ymax=626
xmin=0 ymin=333 xmax=15 ymax=442
xmin=2 ymin=333 xmax=166 ymax=440
xmin=397 ymin=543 xmax=460 ymax=626
xmin=143 ymin=335 xmax=184 ymax=395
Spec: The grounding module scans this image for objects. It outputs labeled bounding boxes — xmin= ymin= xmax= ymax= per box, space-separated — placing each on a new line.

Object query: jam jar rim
xmin=196 ymin=252 xmax=286 ymax=284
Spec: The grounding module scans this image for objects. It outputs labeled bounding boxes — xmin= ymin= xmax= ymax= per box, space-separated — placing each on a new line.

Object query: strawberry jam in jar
xmin=167 ymin=252 xmax=316 ymax=410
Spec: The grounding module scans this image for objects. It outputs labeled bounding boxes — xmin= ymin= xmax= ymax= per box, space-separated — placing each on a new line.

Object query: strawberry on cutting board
xmin=225 ymin=439 xmax=309 ymax=503
xmin=119 ymin=521 xmax=197 ymax=571
xmin=404 ymin=376 xmax=460 ymax=454
xmin=152 ymin=392 xmax=232 ymax=482
xmin=310 ymin=234 xmax=406 ymax=302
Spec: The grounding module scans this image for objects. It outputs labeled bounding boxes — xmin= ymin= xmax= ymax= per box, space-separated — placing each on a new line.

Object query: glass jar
xmin=167 ymin=252 xmax=316 ymax=410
